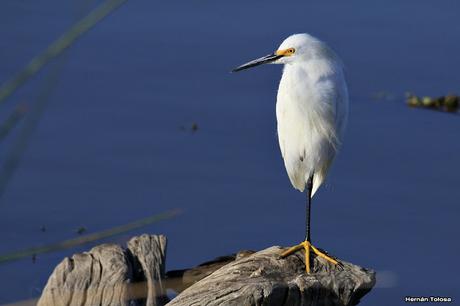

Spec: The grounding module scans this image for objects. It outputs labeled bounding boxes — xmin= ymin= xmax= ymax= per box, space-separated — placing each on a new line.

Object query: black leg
xmin=305 ymin=174 xmax=313 ymax=243
xmin=281 ymin=174 xmax=340 ymax=272
xmin=280 ymin=175 xmax=341 ymax=273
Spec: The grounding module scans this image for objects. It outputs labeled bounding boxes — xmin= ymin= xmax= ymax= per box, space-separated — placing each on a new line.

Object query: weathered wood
xmin=167 ymin=246 xmax=375 ymax=306
xmin=38 ymin=235 xmax=375 ymax=306
xmin=128 ymin=234 xmax=168 ymax=306
xmin=38 ymin=234 xmax=167 ymax=306
xmin=165 ymin=250 xmax=256 ymax=293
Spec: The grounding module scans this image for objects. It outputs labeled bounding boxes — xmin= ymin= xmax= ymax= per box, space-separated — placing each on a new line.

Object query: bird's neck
xmin=284 ymin=59 xmax=340 ymax=83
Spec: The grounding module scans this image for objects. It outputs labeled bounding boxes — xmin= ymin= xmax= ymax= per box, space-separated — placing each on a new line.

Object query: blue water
xmin=1 ymin=1 xmax=459 ymax=304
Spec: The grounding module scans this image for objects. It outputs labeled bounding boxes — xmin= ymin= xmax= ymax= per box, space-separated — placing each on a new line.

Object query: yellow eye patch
xmin=275 ymin=48 xmax=296 ymax=56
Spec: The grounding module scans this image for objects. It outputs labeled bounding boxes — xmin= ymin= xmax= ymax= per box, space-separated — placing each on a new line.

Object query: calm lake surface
xmin=1 ymin=1 xmax=459 ymax=304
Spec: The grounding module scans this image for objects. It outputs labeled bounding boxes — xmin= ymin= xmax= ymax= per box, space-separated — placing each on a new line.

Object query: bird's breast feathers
xmin=275 ymin=61 xmax=348 ymax=194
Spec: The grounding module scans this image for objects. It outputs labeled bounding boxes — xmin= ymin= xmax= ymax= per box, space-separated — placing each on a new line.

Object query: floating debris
xmin=179 ymin=122 xmax=199 ymax=133
xmin=76 ymin=226 xmax=87 ymax=235
xmin=191 ymin=122 xmax=199 ymax=132
xmin=406 ymin=93 xmax=459 ymax=113
xmin=444 ymin=95 xmax=459 ymax=112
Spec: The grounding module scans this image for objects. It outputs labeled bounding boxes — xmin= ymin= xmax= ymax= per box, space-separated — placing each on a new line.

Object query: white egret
xmin=233 ymin=33 xmax=349 ymax=273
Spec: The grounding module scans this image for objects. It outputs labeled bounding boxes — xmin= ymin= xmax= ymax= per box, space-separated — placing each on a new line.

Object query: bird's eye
xmin=289 ymin=48 xmax=295 ymax=53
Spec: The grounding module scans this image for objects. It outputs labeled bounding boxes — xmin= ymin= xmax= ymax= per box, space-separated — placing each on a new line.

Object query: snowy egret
xmin=233 ymin=33 xmax=349 ymax=273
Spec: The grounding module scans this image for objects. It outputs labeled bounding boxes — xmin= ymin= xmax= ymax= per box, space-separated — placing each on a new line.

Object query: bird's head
xmin=232 ymin=33 xmax=327 ymax=72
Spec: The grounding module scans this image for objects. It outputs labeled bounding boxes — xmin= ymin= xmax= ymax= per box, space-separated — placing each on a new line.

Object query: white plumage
xmin=275 ymin=34 xmax=348 ymax=195
xmin=233 ymin=33 xmax=348 ymax=196
xmin=233 ymin=32 xmax=349 ymax=273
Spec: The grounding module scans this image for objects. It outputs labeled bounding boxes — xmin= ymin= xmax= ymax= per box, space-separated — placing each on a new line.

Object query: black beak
xmin=232 ymin=53 xmax=283 ymax=72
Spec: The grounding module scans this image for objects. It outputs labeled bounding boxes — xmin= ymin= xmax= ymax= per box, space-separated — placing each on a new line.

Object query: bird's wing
xmin=276 ymin=70 xmax=347 ymax=194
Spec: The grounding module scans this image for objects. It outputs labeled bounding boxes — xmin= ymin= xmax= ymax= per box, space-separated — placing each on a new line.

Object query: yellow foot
xmin=280 ymin=241 xmax=339 ymax=273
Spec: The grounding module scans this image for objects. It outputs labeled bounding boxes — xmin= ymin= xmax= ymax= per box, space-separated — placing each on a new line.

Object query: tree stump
xmin=167 ymin=246 xmax=375 ymax=306
xmin=38 ymin=234 xmax=375 ymax=306
xmin=37 ymin=234 xmax=168 ymax=306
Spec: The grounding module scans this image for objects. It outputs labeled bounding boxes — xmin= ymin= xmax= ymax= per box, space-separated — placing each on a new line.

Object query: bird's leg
xmin=280 ymin=175 xmax=339 ymax=273
xmin=305 ymin=174 xmax=312 ymax=243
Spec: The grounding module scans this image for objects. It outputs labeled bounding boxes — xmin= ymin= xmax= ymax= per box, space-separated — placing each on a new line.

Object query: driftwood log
xmin=38 ymin=234 xmax=168 ymax=306
xmin=38 ymin=234 xmax=375 ymax=306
